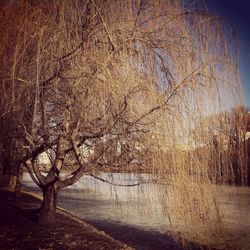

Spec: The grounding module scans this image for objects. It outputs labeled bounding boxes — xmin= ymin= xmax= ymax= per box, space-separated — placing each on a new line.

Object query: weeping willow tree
xmin=0 ymin=0 xmax=247 ymax=247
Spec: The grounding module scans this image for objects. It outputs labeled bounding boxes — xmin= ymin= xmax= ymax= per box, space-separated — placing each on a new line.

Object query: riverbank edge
xmin=22 ymin=187 xmax=130 ymax=245
xmin=0 ymin=187 xmax=133 ymax=250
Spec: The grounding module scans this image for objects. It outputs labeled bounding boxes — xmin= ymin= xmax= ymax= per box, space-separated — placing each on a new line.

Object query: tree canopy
xmin=0 ymin=0 xmax=248 ymax=246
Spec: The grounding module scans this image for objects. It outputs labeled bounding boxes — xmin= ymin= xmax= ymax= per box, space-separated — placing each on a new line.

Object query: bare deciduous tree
xmin=0 ymin=0 xmax=247 ymax=246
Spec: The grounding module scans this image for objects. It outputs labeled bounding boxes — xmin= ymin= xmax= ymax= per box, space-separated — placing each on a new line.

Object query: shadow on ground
xmin=0 ymin=189 xmax=129 ymax=250
xmin=87 ymin=219 xmax=201 ymax=250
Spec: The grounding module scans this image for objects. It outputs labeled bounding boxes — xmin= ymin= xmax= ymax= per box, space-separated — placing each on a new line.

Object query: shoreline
xmin=0 ymin=187 xmax=206 ymax=250
xmin=0 ymin=188 xmax=131 ymax=250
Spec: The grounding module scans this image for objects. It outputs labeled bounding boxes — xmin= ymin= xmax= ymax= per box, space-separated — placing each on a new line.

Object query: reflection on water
xmin=23 ymin=173 xmax=250 ymax=249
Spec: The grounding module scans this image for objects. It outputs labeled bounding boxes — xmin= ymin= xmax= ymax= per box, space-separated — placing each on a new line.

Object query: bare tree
xmin=0 ymin=0 xmax=247 ymax=245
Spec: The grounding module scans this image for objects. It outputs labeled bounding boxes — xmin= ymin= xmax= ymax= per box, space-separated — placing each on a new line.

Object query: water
xmin=23 ymin=173 xmax=250 ymax=249
xmin=23 ymin=173 xmax=168 ymax=231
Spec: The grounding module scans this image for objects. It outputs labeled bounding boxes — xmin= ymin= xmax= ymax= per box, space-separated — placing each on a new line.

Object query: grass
xmin=0 ymin=188 xmax=131 ymax=250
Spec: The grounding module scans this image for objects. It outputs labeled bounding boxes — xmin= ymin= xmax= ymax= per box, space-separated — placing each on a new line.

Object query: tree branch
xmin=88 ymin=173 xmax=147 ymax=187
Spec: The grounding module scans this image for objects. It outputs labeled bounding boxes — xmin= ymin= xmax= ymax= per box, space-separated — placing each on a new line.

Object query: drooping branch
xmin=91 ymin=0 xmax=116 ymax=51
xmin=87 ymin=173 xmax=147 ymax=187
xmin=23 ymin=159 xmax=46 ymax=186
xmin=129 ymin=65 xmax=202 ymax=125
xmin=22 ymin=160 xmax=41 ymax=186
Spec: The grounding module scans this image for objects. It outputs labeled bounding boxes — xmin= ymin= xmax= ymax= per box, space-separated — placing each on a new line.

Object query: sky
xmin=205 ymin=0 xmax=250 ymax=108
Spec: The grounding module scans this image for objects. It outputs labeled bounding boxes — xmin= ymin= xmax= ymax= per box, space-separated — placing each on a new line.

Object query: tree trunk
xmin=0 ymin=154 xmax=17 ymax=188
xmin=0 ymin=158 xmax=17 ymax=189
xmin=15 ymin=163 xmax=24 ymax=199
xmin=39 ymin=185 xmax=58 ymax=225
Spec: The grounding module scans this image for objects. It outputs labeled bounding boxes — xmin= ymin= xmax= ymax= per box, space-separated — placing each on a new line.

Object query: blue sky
xmin=205 ymin=0 xmax=250 ymax=108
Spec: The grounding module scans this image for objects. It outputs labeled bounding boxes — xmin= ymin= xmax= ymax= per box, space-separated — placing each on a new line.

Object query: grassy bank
xmin=0 ymin=188 xmax=131 ymax=250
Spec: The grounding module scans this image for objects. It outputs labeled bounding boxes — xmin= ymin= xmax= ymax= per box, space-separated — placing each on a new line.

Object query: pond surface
xmin=23 ymin=173 xmax=250 ymax=249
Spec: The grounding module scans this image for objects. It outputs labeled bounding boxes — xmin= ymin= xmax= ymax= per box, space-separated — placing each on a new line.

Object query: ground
xmin=0 ymin=188 xmax=131 ymax=250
